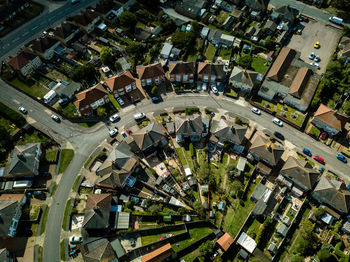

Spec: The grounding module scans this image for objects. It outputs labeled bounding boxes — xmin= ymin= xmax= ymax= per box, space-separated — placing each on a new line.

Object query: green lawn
xmin=219 ymin=48 xmax=231 ymax=60
xmin=186 ymin=52 xmax=198 ymax=62
xmin=0 ymin=116 xmax=18 ymax=133
xmin=84 ymin=155 xmax=94 ymax=168
xmin=17 ymin=129 xmax=49 ymax=145
xmin=276 ymin=104 xmax=306 ymax=127
xmin=136 ymin=21 xmax=146 ymax=29
xmin=251 ymin=96 xmax=275 ymax=111
xmin=58 ymin=149 xmax=74 ymax=174
xmin=142 ymin=228 xmax=186 ymax=245
xmin=223 ymin=179 xmax=261 ymax=238
xmin=251 ymin=57 xmax=270 ymax=74
xmin=29 ymin=205 xmax=41 ymax=220
xmin=45 ymin=150 xmax=58 ymax=162
xmin=50 ymin=182 xmax=58 ymax=197
xmin=176 ymin=147 xmax=194 ymax=170
xmin=40 ymin=205 xmax=49 ymax=235
xmin=180 ymin=249 xmax=200 ymax=262
xmin=8 ymin=77 xmax=49 ymax=98
xmin=72 ymin=175 xmax=81 ymax=191
xmin=224 ymin=88 xmax=238 ymax=98
xmin=216 ymin=10 xmax=230 ymax=24
xmin=172 ymin=227 xmax=214 ymax=253
xmin=309 ymin=125 xmax=321 ymax=138
xmin=60 ymin=239 xmax=66 ymax=261
xmin=108 ymin=93 xmax=121 ymax=110
xmin=246 ymin=218 xmax=262 ymax=238
xmin=205 ymin=43 xmax=216 ymax=60
xmin=61 ymin=102 xmax=78 ymax=118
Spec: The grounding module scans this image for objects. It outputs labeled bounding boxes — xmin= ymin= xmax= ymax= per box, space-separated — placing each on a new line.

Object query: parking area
xmin=287 ymin=20 xmax=341 ymax=73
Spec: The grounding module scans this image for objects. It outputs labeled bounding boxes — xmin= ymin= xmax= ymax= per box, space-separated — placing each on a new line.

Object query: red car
xmin=313 ymin=155 xmax=325 ymax=164
xmin=126 ymin=128 xmax=132 ymax=136
xmin=320 ymin=132 xmax=328 ymax=140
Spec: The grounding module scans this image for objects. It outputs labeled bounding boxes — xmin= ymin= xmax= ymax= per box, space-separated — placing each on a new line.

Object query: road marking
xmin=22 ymin=32 xmax=28 ymax=36
xmin=12 ymin=99 xmax=20 ymax=104
xmin=32 ymin=26 xmax=39 ymax=30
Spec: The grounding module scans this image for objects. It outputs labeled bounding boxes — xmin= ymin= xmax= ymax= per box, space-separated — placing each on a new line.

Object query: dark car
xmin=303 ymin=148 xmax=312 ymax=157
xmin=59 ymin=98 xmax=69 ymax=106
xmin=320 ymin=132 xmax=328 ymax=140
xmin=151 ymin=96 xmax=161 ymax=103
xmin=274 ymin=131 xmax=285 ymax=140
xmin=337 ymin=154 xmax=347 ymax=163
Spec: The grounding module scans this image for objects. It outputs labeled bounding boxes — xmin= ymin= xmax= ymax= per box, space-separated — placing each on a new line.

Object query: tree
xmin=342 ymin=100 xmax=350 ymax=116
xmin=332 ymin=0 xmax=350 ymax=12
xmin=163 ymin=18 xmax=176 ymax=32
xmin=72 ymin=64 xmax=98 ymax=83
xmin=97 ymin=107 xmax=107 ymax=117
xmin=198 ymin=162 xmax=211 ymax=182
xmin=0 ymin=126 xmax=11 ymax=163
xmin=151 ymin=85 xmax=158 ymax=97
xmin=149 ymin=204 xmax=160 ymax=215
xmin=178 ymin=207 xmax=187 ymax=215
xmin=114 ymin=61 xmax=122 ymax=72
xmin=100 ymin=46 xmax=114 ymax=65
xmin=127 ymin=42 xmax=143 ymax=57
xmin=199 ymin=240 xmax=215 ymax=259
xmin=314 ymin=207 xmax=325 ymax=220
xmin=294 ymin=221 xmax=319 ymax=256
xmin=231 ymin=180 xmax=243 ymax=197
xmin=291 ymin=255 xmax=304 ymax=262
xmin=317 ymin=249 xmax=335 ymax=262
xmin=119 ymin=11 xmax=137 ymax=32
xmin=238 ymin=54 xmax=252 ymax=69
xmin=171 ymin=31 xmax=195 ymax=49
xmin=190 ymin=20 xmax=200 ymax=33
xmin=193 ymin=201 xmax=206 ymax=218
xmin=265 ymin=36 xmax=275 ymax=49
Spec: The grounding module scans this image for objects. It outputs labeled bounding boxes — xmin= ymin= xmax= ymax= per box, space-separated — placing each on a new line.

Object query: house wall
xmin=140 ymin=75 xmax=165 ymax=87
xmin=113 ymin=81 xmax=137 ymax=97
xmin=169 ymin=73 xmax=194 ymax=83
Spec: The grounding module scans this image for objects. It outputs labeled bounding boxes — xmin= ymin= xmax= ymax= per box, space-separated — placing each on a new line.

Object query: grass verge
xmin=62 ymin=199 xmax=72 ymax=230
xmin=84 ymin=155 xmax=94 ymax=169
xmin=50 ymin=182 xmax=57 ymax=197
xmin=58 ymin=149 xmax=74 ymax=174
xmin=45 ymin=150 xmax=58 ymax=162
xmin=72 ymin=175 xmax=82 ymax=191
xmin=40 ymin=205 xmax=49 ymax=235
xmin=60 ymin=239 xmax=66 ymax=261
xmin=38 ymin=246 xmax=43 ymax=262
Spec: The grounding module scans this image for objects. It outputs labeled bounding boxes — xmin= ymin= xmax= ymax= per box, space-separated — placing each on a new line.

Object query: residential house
xmin=0 ymin=194 xmax=27 ymax=238
xmin=231 ymin=8 xmax=244 ymax=22
xmin=263 ymin=20 xmax=277 ymax=35
xmin=74 ymin=83 xmax=109 ymax=116
xmin=312 ymin=176 xmax=350 ymax=215
xmin=105 ymin=70 xmax=137 ymax=98
xmin=175 ymin=0 xmax=206 ymax=19
xmin=136 ymin=63 xmax=165 ymax=87
xmin=94 ymin=0 xmax=123 ymax=24
xmin=210 ymin=118 xmax=247 ymax=149
xmin=0 ymin=0 xmax=29 ymax=25
xmin=160 ymin=43 xmax=173 ymax=59
xmin=175 ymin=114 xmax=209 ymax=142
xmin=246 ymin=0 xmax=269 ymax=11
xmin=81 ymin=238 xmax=117 ymax=262
xmin=141 ymin=243 xmax=174 ymax=262
xmin=248 ymin=132 xmax=284 ymax=167
xmin=311 ymin=104 xmax=348 ymax=136
xmin=271 ymin=5 xmax=299 ymax=23
xmin=4 ymin=143 xmax=42 ymax=180
xmin=200 ymin=27 xmax=210 ymax=39
xmin=126 ymin=122 xmax=167 ymax=156
xmin=208 ymin=29 xmax=222 ymax=46
xmin=229 ymin=67 xmax=261 ymax=95
xmin=96 ymin=142 xmax=139 ymax=189
xmin=68 ymin=10 xmax=100 ymax=34
xmin=197 ymin=62 xmax=225 ymax=84
xmin=288 ymin=67 xmax=312 ymax=99
xmin=220 ymin=34 xmax=235 ymax=47
xmin=217 ymin=233 xmax=234 ymax=253
xmin=280 ymin=156 xmax=319 ymax=195
xmin=27 ymin=36 xmax=60 ymax=60
xmin=8 ymin=51 xmax=42 ymax=77
xmin=223 ymin=16 xmax=235 ymax=31
xmin=251 ymin=183 xmax=273 ymax=217
xmin=237 ymin=232 xmax=257 ymax=255
xmin=168 ymin=61 xmax=195 ymax=84
xmin=53 ymin=22 xmax=80 ymax=45
xmin=266 ymin=47 xmax=296 ymax=82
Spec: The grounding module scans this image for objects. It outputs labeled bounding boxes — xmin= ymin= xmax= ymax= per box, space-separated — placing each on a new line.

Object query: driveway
xmin=287 ymin=20 xmax=341 ymax=73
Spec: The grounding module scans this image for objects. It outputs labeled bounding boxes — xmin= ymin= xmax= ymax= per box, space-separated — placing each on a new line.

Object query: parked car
xmin=121 ymin=131 xmax=127 ymax=138
xmin=303 ymin=148 xmax=312 ymax=157
xmin=134 ymin=113 xmax=146 ymax=121
xmin=314 ymin=41 xmax=320 ymax=48
xmin=211 ymin=85 xmax=218 ymax=94
xmin=152 ymin=96 xmax=161 ymax=103
xmin=251 ymin=107 xmax=261 ymax=115
xmin=109 ymin=113 xmax=120 ymax=122
xmin=109 ymin=128 xmax=118 ymax=137
xmin=274 ymin=131 xmax=285 ymax=140
xmin=314 ymin=55 xmax=320 ymax=62
xmin=309 ymin=62 xmax=320 ymax=69
xmin=51 ymin=114 xmax=60 ymax=122
xmin=336 ymin=154 xmax=347 ymax=163
xmin=69 ymin=236 xmax=82 ymax=244
xmin=126 ymin=128 xmax=132 ymax=135
xmin=58 ymin=98 xmax=69 ymax=106
xmin=313 ymin=155 xmax=325 ymax=164
xmin=116 ymin=97 xmax=124 ymax=106
xmin=18 ymin=106 xmax=27 ymax=114
xmin=320 ymin=132 xmax=328 ymax=140
xmin=272 ymin=118 xmax=283 ymax=127
xmin=309 ymin=52 xmax=315 ymax=60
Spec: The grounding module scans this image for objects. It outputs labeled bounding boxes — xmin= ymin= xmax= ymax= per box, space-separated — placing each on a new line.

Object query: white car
xmin=272 ymin=118 xmax=283 ymax=127
xmin=69 ymin=236 xmax=82 ymax=244
xmin=109 ymin=113 xmax=120 ymax=122
xmin=116 ymin=97 xmax=124 ymax=106
xmin=211 ymin=85 xmax=218 ymax=94
xmin=134 ymin=112 xmax=146 ymax=120
xmin=225 ymin=60 xmax=230 ymax=67
xmin=51 ymin=114 xmax=60 ymax=122
xmin=121 ymin=131 xmax=127 ymax=138
xmin=109 ymin=128 xmax=118 ymax=137
xmin=308 ymin=52 xmax=315 ymax=60
xmin=314 ymin=55 xmax=320 ymax=62
xmin=202 ymin=83 xmax=207 ymax=91
xmin=18 ymin=106 xmax=27 ymax=114
xmin=251 ymin=107 xmax=261 ymax=115
xmin=309 ymin=62 xmax=320 ymax=69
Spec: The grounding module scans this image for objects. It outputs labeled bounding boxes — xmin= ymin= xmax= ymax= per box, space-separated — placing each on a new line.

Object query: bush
xmin=202 ymin=190 xmax=208 ymax=196
xmin=238 ymin=54 xmax=252 ymax=69
xmin=189 ymin=143 xmax=194 ymax=158
xmin=205 ymin=108 xmax=213 ymax=114
xmin=0 ymin=101 xmax=25 ymax=126
xmin=151 ymin=85 xmax=159 ymax=97
xmin=185 ymin=107 xmax=200 ymax=115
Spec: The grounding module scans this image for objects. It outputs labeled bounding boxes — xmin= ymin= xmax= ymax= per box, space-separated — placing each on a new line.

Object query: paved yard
xmin=287 ymin=20 xmax=341 ymax=73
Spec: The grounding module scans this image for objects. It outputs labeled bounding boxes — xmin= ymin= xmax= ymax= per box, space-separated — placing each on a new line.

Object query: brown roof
xmin=217 ymin=233 xmax=234 ymax=252
xmin=168 ymin=61 xmax=195 ymax=75
xmin=0 ymin=194 xmax=25 ymax=202
xmin=71 ymin=10 xmax=99 ymax=26
xmin=53 ymin=22 xmax=79 ymax=39
xmin=141 ymin=243 xmax=173 ymax=262
xmin=197 ymin=62 xmax=224 ymax=76
xmin=137 ymin=63 xmax=165 ymax=80
xmin=105 ymin=70 xmax=135 ymax=92
xmin=74 ymin=83 xmax=108 ymax=110
xmin=313 ymin=104 xmax=348 ymax=132
xmin=94 ymin=0 xmax=116 ymax=15
xmin=289 ymin=67 xmax=312 ymax=98
xmin=85 ymin=194 xmax=111 ymax=210
xmin=267 ymin=47 xmax=296 ymax=82
xmin=29 ymin=36 xmax=59 ymax=53
xmin=8 ymin=51 xmax=38 ymax=70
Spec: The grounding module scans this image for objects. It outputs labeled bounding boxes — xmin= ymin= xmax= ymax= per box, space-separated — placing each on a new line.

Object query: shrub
xmin=205 ymin=108 xmax=213 ymax=114
xmin=185 ymin=107 xmax=200 ymax=115
xmin=151 ymin=85 xmax=159 ymax=97
xmin=189 ymin=143 xmax=194 ymax=158
xmin=0 ymin=101 xmax=25 ymax=126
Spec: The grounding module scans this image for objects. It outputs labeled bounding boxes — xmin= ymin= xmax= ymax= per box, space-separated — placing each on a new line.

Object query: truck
xmin=329 ymin=16 xmax=343 ymax=25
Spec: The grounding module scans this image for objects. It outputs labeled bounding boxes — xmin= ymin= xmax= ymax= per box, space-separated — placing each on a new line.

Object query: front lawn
xmin=251 ymin=56 xmax=270 ymax=74
xmin=58 ymin=149 xmax=74 ymax=174
xmin=61 ymin=102 xmax=78 ymax=118
xmin=251 ymin=95 xmax=275 ymax=111
xmin=219 ymin=48 xmax=231 ymax=60
xmin=45 ymin=150 xmax=58 ymax=162
xmin=205 ymin=43 xmax=216 ymax=60
xmin=8 ymin=77 xmax=50 ymax=98
xmin=224 ymin=88 xmax=238 ymax=98
xmin=309 ymin=125 xmax=321 ymax=138
xmin=216 ymin=10 xmax=230 ymax=24
xmin=142 ymin=228 xmax=186 ymax=245
xmin=276 ymin=104 xmax=306 ymax=127
xmin=108 ymin=93 xmax=121 ymax=109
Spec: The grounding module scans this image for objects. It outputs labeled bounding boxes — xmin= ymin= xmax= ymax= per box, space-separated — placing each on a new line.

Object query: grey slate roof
xmin=110 ymin=238 xmax=125 ymax=258
xmin=0 ymin=200 xmax=20 ymax=237
xmin=249 ymin=134 xmax=284 ymax=166
xmin=175 ymin=114 xmax=204 ymax=135
xmin=273 ymin=5 xmax=299 ymax=22
xmin=229 ymin=67 xmax=260 ymax=90
xmin=210 ymin=118 xmax=247 ymax=145
xmin=83 ymin=194 xmax=111 ymax=230
xmin=131 ymin=122 xmax=166 ymax=151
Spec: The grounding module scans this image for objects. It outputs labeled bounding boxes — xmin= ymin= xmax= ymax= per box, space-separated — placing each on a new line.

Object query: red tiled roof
xmin=168 ymin=61 xmax=195 ymax=75
xmin=267 ymin=47 xmax=296 ymax=81
xmin=8 ymin=51 xmax=37 ymax=70
xmin=141 ymin=243 xmax=173 ymax=262
xmin=105 ymin=70 xmax=135 ymax=92
xmin=74 ymin=83 xmax=108 ymax=111
xmin=217 ymin=233 xmax=234 ymax=252
xmin=313 ymin=104 xmax=348 ymax=132
xmin=136 ymin=63 xmax=165 ymax=80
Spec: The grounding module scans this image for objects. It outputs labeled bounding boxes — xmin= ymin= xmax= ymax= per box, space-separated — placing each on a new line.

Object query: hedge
xmin=185 ymin=107 xmax=200 ymax=115
xmin=0 ymin=101 xmax=25 ymax=126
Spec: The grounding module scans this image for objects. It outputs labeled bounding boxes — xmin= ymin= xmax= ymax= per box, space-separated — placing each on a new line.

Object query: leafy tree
xmin=198 ymin=162 xmax=211 ymax=182
xmin=294 ymin=221 xmax=319 ymax=256
xmin=291 ymin=255 xmax=304 ymax=262
xmin=265 ymin=36 xmax=275 ymax=49
xmin=97 ymin=107 xmax=107 ymax=117
xmin=178 ymin=207 xmax=187 ymax=215
xmin=72 ymin=64 xmax=98 ymax=83
xmin=119 ymin=11 xmax=137 ymax=32
xmin=171 ymin=31 xmax=195 ymax=49
xmin=151 ymin=85 xmax=158 ymax=97
xmin=314 ymin=207 xmax=325 ymax=220
xmin=114 ymin=61 xmax=122 ymax=72
xmin=238 ymin=54 xmax=252 ymax=69
xmin=199 ymin=240 xmax=215 ymax=259
xmin=163 ymin=18 xmax=176 ymax=32
xmin=100 ymin=46 xmax=114 ymax=65
xmin=149 ymin=204 xmax=160 ymax=215
xmin=317 ymin=249 xmax=334 ymax=262
xmin=332 ymin=0 xmax=350 ymax=12
xmin=213 ymin=257 xmax=223 ymax=262
xmin=342 ymin=100 xmax=350 ymax=116
xmin=231 ymin=180 xmax=243 ymax=197
xmin=193 ymin=201 xmax=206 ymax=218
xmin=0 ymin=126 xmax=11 ymax=163
xmin=190 ymin=20 xmax=200 ymax=32
xmin=127 ymin=43 xmax=143 ymax=58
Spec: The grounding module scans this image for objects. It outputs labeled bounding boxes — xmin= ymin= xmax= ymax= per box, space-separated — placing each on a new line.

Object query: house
xmin=251 ymin=183 xmax=273 ymax=217
xmin=27 ymin=36 xmax=60 ymax=60
xmin=197 ymin=62 xmax=225 ymax=84
xmin=223 ymin=16 xmax=235 ymax=31
xmin=237 ymin=232 xmax=257 ymax=254
xmin=208 ymin=29 xmax=222 ymax=46
xmin=105 ymin=70 xmax=137 ymax=98
xmin=74 ymin=83 xmax=109 ymax=116
xmin=168 ymin=61 xmax=195 ymax=84
xmin=210 ymin=118 xmax=247 ymax=147
xmin=160 ymin=43 xmax=173 ymax=59
xmin=8 ymin=51 xmax=42 ymax=77
xmin=220 ymin=34 xmax=235 ymax=47
xmin=94 ymin=0 xmax=123 ymax=24
xmin=137 ymin=63 xmax=165 ymax=87
xmin=277 ymin=223 xmax=289 ymax=237
xmin=271 ymin=5 xmax=299 ymax=23
xmin=280 ymin=156 xmax=319 ymax=194
xmin=246 ymin=0 xmax=269 ymax=11
xmin=248 ymin=132 xmax=284 ymax=167
xmin=4 ymin=143 xmax=42 ymax=180
xmin=67 ymin=9 xmax=100 ymax=34
xmin=141 ymin=243 xmax=174 ymax=262
xmin=263 ymin=20 xmax=277 ymax=35
xmin=110 ymin=239 xmax=126 ymax=260
xmin=96 ymin=142 xmax=139 ymax=189
xmin=201 ymin=27 xmax=210 ymax=39
xmin=175 ymin=0 xmax=206 ymax=19
xmin=312 ymin=176 xmax=350 ymax=214
xmin=231 ymin=8 xmax=244 ymax=21
xmin=0 ymin=194 xmax=27 ymax=238
xmin=311 ymin=104 xmax=348 ymax=136
xmin=53 ymin=22 xmax=80 ymax=45
xmin=217 ymin=233 xmax=234 ymax=252
xmin=266 ymin=47 xmax=296 ymax=82
xmin=229 ymin=67 xmax=261 ymax=95
xmin=81 ymin=238 xmax=117 ymax=261
xmin=126 ymin=122 xmax=167 ymax=156
xmin=175 ymin=114 xmax=209 ymax=142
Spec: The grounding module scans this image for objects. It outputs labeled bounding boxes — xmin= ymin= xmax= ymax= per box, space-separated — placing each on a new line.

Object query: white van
xmin=43 ymin=90 xmax=56 ymax=104
xmin=329 ymin=16 xmax=343 ymax=25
